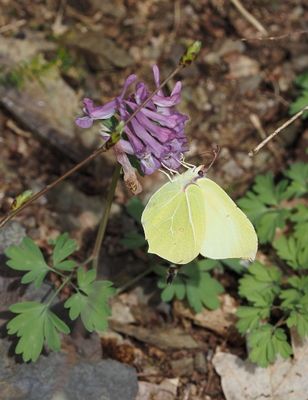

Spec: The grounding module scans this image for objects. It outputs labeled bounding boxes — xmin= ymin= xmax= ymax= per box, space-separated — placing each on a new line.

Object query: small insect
xmin=166 ymin=265 xmax=180 ymax=285
xmin=11 ymin=190 xmax=33 ymax=211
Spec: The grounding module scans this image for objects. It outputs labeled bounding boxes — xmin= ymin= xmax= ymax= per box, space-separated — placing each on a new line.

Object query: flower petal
xmin=75 ymin=116 xmax=93 ymax=128
xmin=135 ymin=112 xmax=176 ymax=143
xmin=140 ymin=153 xmax=161 ymax=175
xmin=130 ymin=118 xmax=167 ymax=158
xmin=119 ymin=74 xmax=137 ymax=100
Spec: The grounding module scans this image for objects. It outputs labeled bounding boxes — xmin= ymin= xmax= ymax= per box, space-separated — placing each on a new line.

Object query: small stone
xmin=194 ymin=352 xmax=208 ymax=373
xmin=0 ymin=341 xmax=138 ymax=400
xmin=171 ymin=356 xmax=194 ymax=377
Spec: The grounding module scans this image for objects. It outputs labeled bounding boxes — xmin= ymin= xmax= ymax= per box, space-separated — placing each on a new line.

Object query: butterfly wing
xmin=197 ymin=178 xmax=257 ymax=260
xmin=141 ymin=181 xmax=205 ymax=264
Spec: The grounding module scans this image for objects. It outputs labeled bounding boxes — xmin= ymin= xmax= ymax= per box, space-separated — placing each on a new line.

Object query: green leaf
xmin=5 ymin=237 xmax=49 ymax=287
xmin=52 ymin=233 xmax=77 ymax=267
xmin=156 ymin=261 xmax=224 ymax=313
xmin=237 ymin=192 xmax=268 ymax=222
xmin=281 ymin=277 xmax=308 ymax=310
xmin=120 ymin=232 xmax=146 ymax=249
xmin=221 ymin=258 xmax=246 ymax=274
xmin=284 ymin=162 xmax=308 ymax=197
xmin=197 ymin=273 xmax=224 ymax=310
xmin=288 ymin=276 xmax=308 ymax=292
xmin=77 ymin=268 xmax=96 ymax=292
xmin=65 ymin=280 xmax=114 ymax=332
xmin=161 ymin=285 xmax=176 ymax=302
xmin=290 ymin=92 xmax=308 ymax=118
xmin=196 ymin=259 xmax=220 ymax=271
xmin=280 ymin=289 xmax=302 ymax=310
xmin=251 ymin=174 xmax=287 ymax=205
xmin=238 ymin=173 xmax=290 ymax=244
xmin=287 ymin=309 xmax=308 ymax=338
xmin=291 ymin=205 xmax=308 ymax=245
xmin=248 ymin=325 xmax=292 ymax=367
xmin=257 ymin=210 xmax=290 ymax=244
xmin=7 ymin=302 xmax=70 ymax=362
xmin=295 ymin=72 xmax=308 ymax=90
xmin=54 ymin=260 xmax=76 ymax=271
xmin=238 ymin=262 xmax=281 ymax=305
xmin=126 ymin=197 xmax=144 ymax=222
xmin=274 ymin=236 xmax=308 ymax=269
xmin=236 ymin=306 xmax=270 ymax=334
xmin=274 ymin=236 xmax=298 ymax=269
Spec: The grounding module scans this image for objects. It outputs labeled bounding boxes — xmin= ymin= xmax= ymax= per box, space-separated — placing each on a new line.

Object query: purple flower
xmin=75 ymin=98 xmax=117 ymax=128
xmin=75 ymin=66 xmax=189 ymax=193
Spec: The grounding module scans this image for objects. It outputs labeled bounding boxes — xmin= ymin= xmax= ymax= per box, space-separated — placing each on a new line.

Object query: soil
xmin=0 ymin=0 xmax=307 ymax=399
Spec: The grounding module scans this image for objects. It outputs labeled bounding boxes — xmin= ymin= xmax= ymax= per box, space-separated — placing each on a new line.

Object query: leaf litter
xmin=213 ymin=330 xmax=308 ymax=400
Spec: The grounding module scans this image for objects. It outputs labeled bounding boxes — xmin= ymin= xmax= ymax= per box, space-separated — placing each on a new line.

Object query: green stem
xmin=49 ymin=267 xmax=80 ymax=292
xmin=91 ymin=164 xmax=121 ymax=270
xmin=116 ymin=265 xmax=154 ymax=294
xmin=46 ymin=275 xmax=71 ymax=307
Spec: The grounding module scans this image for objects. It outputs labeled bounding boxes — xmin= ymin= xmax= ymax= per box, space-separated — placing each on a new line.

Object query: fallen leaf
xmin=213 ymin=331 xmax=308 ymax=400
xmin=110 ymin=321 xmax=198 ymax=349
xmin=173 ymin=294 xmax=237 ymax=336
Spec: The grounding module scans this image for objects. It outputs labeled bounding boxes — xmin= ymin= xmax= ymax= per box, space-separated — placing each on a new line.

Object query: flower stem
xmin=116 ymin=265 xmax=154 ymax=294
xmin=0 ymin=57 xmax=187 ymax=229
xmin=46 ymin=275 xmax=71 ymax=307
xmin=91 ymin=163 xmax=121 ymax=271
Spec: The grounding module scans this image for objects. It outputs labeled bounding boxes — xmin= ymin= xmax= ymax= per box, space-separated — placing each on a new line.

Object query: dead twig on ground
xmin=249 ymin=106 xmax=308 ymax=156
xmin=249 ymin=114 xmax=283 ymax=162
xmin=230 ymin=0 xmax=268 ymax=36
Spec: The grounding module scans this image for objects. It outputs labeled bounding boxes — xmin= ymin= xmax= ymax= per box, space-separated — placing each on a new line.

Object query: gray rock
xmin=65 ymin=32 xmax=134 ymax=70
xmin=0 ymin=35 xmax=99 ymax=162
xmin=0 ymin=222 xmax=26 ymax=313
xmin=0 ymin=339 xmax=138 ymax=400
xmin=0 ymin=222 xmax=26 ymax=255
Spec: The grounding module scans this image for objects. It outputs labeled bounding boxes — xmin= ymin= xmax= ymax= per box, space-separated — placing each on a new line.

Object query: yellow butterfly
xmin=141 ymin=165 xmax=257 ymax=264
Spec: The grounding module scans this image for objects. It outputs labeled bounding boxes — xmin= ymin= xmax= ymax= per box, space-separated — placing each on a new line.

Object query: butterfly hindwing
xmin=197 ymin=178 xmax=257 ymax=260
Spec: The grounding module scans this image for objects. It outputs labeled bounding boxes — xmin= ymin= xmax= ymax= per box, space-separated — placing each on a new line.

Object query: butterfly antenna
xmin=204 ymin=145 xmax=220 ymax=172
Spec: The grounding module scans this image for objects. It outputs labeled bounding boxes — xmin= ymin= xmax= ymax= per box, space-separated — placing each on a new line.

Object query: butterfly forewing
xmin=142 ymin=181 xmax=206 ymax=264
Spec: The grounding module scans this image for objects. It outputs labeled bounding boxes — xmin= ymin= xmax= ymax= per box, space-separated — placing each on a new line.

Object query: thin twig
xmin=46 ymin=276 xmax=71 ymax=307
xmin=249 ymin=113 xmax=282 ymax=161
xmin=0 ymin=65 xmax=184 ymax=229
xmin=249 ymin=106 xmax=308 ymax=156
xmin=0 ymin=144 xmax=107 ymax=228
xmin=91 ymin=164 xmax=121 ymax=270
xmin=239 ymin=29 xmax=308 ymax=43
xmin=230 ymin=0 xmax=268 ymax=36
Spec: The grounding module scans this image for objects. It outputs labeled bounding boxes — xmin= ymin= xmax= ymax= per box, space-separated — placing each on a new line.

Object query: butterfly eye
xmin=198 ymin=170 xmax=204 ymax=177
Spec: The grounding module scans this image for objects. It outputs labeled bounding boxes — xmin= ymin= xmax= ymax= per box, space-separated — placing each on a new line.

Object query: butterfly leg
xmin=179 ymin=155 xmax=196 ymax=169
xmin=158 ymin=168 xmax=173 ymax=181
xmin=161 ymin=163 xmax=180 ymax=175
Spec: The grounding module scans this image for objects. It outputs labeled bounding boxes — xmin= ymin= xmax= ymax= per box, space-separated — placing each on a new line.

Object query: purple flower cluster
xmin=76 ymin=66 xmax=189 ymax=193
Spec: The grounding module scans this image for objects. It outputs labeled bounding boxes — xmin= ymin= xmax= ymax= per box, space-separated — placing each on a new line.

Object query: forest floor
xmin=0 ymin=1 xmax=307 ymax=399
